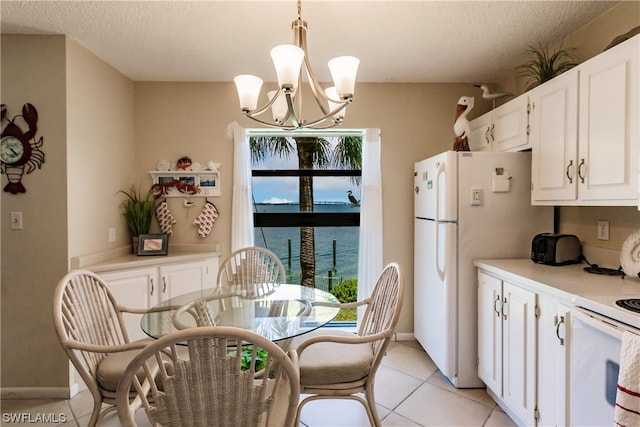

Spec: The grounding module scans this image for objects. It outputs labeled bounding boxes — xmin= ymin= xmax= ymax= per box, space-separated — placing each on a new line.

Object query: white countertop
xmin=474 ymin=259 xmax=640 ymax=328
xmin=71 ymin=244 xmax=221 ymax=272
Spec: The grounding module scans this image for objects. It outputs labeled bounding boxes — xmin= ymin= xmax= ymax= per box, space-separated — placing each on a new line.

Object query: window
xmin=249 ymin=132 xmax=363 ymax=311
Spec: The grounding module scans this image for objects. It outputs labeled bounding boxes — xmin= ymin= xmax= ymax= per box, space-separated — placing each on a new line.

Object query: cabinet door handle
xmin=493 ymin=295 xmax=501 ymax=317
xmin=490 ymin=124 xmax=495 ymax=141
xmin=162 ymin=277 xmax=167 ymax=293
xmin=485 ymin=127 xmax=491 ymax=145
xmin=150 ymin=278 xmax=154 ymax=296
xmin=566 ymin=160 xmax=574 ymax=184
xmin=502 ymin=297 xmax=508 ymax=320
xmin=554 ymin=314 xmax=565 ymax=345
xmin=578 ymin=158 xmax=586 ymax=183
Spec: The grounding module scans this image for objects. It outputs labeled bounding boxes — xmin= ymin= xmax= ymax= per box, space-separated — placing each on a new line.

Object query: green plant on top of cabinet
xmin=515 ymin=42 xmax=579 ymax=91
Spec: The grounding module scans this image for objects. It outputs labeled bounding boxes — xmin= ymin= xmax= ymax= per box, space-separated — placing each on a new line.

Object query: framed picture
xmin=198 ymin=172 xmax=220 ymax=196
xmin=137 ymin=234 xmax=169 ymax=256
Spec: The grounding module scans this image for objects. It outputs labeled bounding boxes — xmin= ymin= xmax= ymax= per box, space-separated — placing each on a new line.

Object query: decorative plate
xmin=157 ymin=159 xmax=171 ymax=171
xmin=620 ymin=229 xmax=640 ymax=278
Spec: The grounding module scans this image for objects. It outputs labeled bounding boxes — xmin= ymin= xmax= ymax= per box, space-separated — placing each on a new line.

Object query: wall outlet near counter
xmin=597 ymin=220 xmax=609 ymax=241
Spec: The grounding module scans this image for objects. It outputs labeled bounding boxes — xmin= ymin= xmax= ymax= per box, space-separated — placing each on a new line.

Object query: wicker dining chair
xmin=52 ymin=269 xmax=153 ymax=426
xmin=216 ymin=246 xmax=286 ymax=299
xmin=292 ymin=262 xmax=404 ymax=427
xmin=116 ymin=326 xmax=301 ymax=427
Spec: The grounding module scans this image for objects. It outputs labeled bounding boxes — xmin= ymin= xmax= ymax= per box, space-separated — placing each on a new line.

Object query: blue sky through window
xmin=251 ymin=138 xmax=361 ymax=205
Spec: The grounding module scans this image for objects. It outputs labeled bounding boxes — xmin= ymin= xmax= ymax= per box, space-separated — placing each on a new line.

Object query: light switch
xmin=10 ymin=211 xmax=22 ymax=230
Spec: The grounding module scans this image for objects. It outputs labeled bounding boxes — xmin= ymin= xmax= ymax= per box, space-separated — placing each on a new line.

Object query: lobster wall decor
xmin=0 ymin=103 xmax=45 ymax=194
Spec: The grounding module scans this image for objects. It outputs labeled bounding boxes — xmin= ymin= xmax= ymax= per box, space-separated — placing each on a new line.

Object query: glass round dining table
xmin=141 ymin=284 xmax=341 ymax=345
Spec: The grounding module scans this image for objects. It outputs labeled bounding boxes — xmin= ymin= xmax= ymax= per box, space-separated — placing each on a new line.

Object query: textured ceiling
xmin=1 ymin=1 xmax=619 ymax=83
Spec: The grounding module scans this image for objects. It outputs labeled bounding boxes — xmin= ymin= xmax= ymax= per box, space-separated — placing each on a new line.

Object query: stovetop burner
xmin=616 ymin=299 xmax=640 ymax=314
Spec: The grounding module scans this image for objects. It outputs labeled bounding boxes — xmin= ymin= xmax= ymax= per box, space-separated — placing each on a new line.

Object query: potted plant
xmin=516 ymin=42 xmax=579 ymax=90
xmin=119 ymin=184 xmax=156 ymax=252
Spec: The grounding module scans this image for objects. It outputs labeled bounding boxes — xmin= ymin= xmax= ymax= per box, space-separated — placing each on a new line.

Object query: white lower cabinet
xmin=478 ymin=269 xmax=574 ymax=427
xmin=478 ymin=271 xmax=537 ymax=426
xmin=537 ymin=296 xmax=571 ymax=427
xmin=97 ymin=257 xmax=218 ymax=340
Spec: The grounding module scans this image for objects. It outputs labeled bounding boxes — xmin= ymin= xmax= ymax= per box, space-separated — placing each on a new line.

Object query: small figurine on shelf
xmin=177 ymin=156 xmax=192 ymax=170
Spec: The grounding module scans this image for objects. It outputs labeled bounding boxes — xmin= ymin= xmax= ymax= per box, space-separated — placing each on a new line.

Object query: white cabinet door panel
xmin=100 ymin=267 xmax=156 ymax=341
xmin=502 ymin=282 xmax=537 ymax=426
xmin=578 ymin=35 xmax=639 ymax=203
xmin=530 ymin=71 xmax=578 ymax=203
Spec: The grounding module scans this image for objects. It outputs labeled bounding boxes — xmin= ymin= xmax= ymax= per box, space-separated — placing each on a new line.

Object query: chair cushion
xmin=294 ymin=329 xmax=373 ymax=386
xmin=96 ymin=339 xmax=153 ymax=392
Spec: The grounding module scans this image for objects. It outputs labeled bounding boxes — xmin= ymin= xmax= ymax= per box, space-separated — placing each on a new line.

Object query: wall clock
xmin=0 ymin=103 xmax=45 ymax=194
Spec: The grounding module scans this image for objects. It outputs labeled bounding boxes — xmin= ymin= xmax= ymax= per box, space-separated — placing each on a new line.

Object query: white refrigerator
xmin=414 ymin=151 xmax=553 ymax=388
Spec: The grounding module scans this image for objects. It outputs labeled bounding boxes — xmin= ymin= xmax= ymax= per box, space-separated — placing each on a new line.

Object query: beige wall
xmin=1 ymin=35 xmax=70 ymax=389
xmin=1 ymin=36 xmax=135 ymax=391
xmin=66 ymin=38 xmax=136 ymax=256
xmin=1 ymin=1 xmax=638 ymax=392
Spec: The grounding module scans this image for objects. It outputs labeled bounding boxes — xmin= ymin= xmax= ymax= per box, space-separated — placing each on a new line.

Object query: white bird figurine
xmin=473 ymin=84 xmax=510 ymax=108
xmin=453 ymin=96 xmax=474 ymax=152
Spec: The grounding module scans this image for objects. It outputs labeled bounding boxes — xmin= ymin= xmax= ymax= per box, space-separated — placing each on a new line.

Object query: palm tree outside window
xmin=250 ymin=133 xmax=362 ymax=298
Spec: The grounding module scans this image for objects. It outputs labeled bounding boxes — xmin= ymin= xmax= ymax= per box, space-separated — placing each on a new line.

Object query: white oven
xmin=569 ymin=302 xmax=640 ymax=426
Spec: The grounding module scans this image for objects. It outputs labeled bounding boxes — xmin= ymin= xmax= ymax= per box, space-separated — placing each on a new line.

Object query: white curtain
xmin=357 ymin=128 xmax=383 ymax=311
xmin=227 ymin=122 xmax=254 ymax=251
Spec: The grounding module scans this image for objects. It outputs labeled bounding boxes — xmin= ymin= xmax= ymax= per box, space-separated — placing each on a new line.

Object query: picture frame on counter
xmin=137 ymin=234 xmax=169 ymax=256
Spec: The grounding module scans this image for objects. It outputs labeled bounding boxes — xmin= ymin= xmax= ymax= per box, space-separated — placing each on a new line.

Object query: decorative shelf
xmin=149 ymin=170 xmax=220 ymax=198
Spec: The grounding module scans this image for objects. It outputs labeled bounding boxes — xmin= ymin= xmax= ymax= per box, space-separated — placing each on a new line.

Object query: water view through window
xmin=250 ymin=134 xmax=362 ymax=304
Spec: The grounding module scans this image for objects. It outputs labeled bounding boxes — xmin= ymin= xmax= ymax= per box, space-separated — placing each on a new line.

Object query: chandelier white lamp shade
xmin=233 ymin=0 xmax=359 ymax=130
xmin=324 ymin=86 xmax=346 ymax=121
xmin=233 ymin=75 xmax=264 ymax=112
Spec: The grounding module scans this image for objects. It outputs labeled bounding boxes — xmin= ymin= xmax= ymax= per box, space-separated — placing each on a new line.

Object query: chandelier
xmin=233 ymin=0 xmax=360 ymax=130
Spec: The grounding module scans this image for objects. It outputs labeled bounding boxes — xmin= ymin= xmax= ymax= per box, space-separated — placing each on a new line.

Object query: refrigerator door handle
xmin=434 ymin=160 xmax=446 ymax=281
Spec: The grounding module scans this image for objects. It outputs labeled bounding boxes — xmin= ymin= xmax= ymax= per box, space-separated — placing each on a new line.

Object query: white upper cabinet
xmin=577 ymin=35 xmax=639 ymax=204
xmin=531 ymin=34 xmax=639 ymax=206
xmin=468 ymin=94 xmax=530 ymax=152
xmin=530 ymin=69 xmax=579 ymax=202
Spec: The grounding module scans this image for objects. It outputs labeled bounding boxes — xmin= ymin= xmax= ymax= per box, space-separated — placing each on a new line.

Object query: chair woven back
xmin=53 ymin=270 xmax=130 ymax=382
xmin=116 ymin=326 xmax=300 ymax=427
xmin=217 ymin=247 xmax=286 ymax=299
xmin=358 ymin=262 xmax=404 ymax=356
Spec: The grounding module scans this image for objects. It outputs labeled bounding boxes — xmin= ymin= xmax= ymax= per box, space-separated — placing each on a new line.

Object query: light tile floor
xmin=0 ymin=340 xmax=516 ymax=427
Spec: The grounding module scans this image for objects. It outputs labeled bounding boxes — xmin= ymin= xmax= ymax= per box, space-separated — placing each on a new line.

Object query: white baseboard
xmin=1 ymin=387 xmax=71 ymax=400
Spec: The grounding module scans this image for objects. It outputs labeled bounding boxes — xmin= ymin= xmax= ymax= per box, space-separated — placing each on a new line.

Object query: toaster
xmin=531 ymin=233 xmax=583 ymax=266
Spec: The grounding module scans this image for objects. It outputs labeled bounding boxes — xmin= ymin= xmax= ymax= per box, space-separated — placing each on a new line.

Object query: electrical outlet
xmin=597 ymin=220 xmax=609 ymax=241
xmin=109 ymin=227 xmax=116 ymax=242
xmin=470 ymin=188 xmax=482 ymax=206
